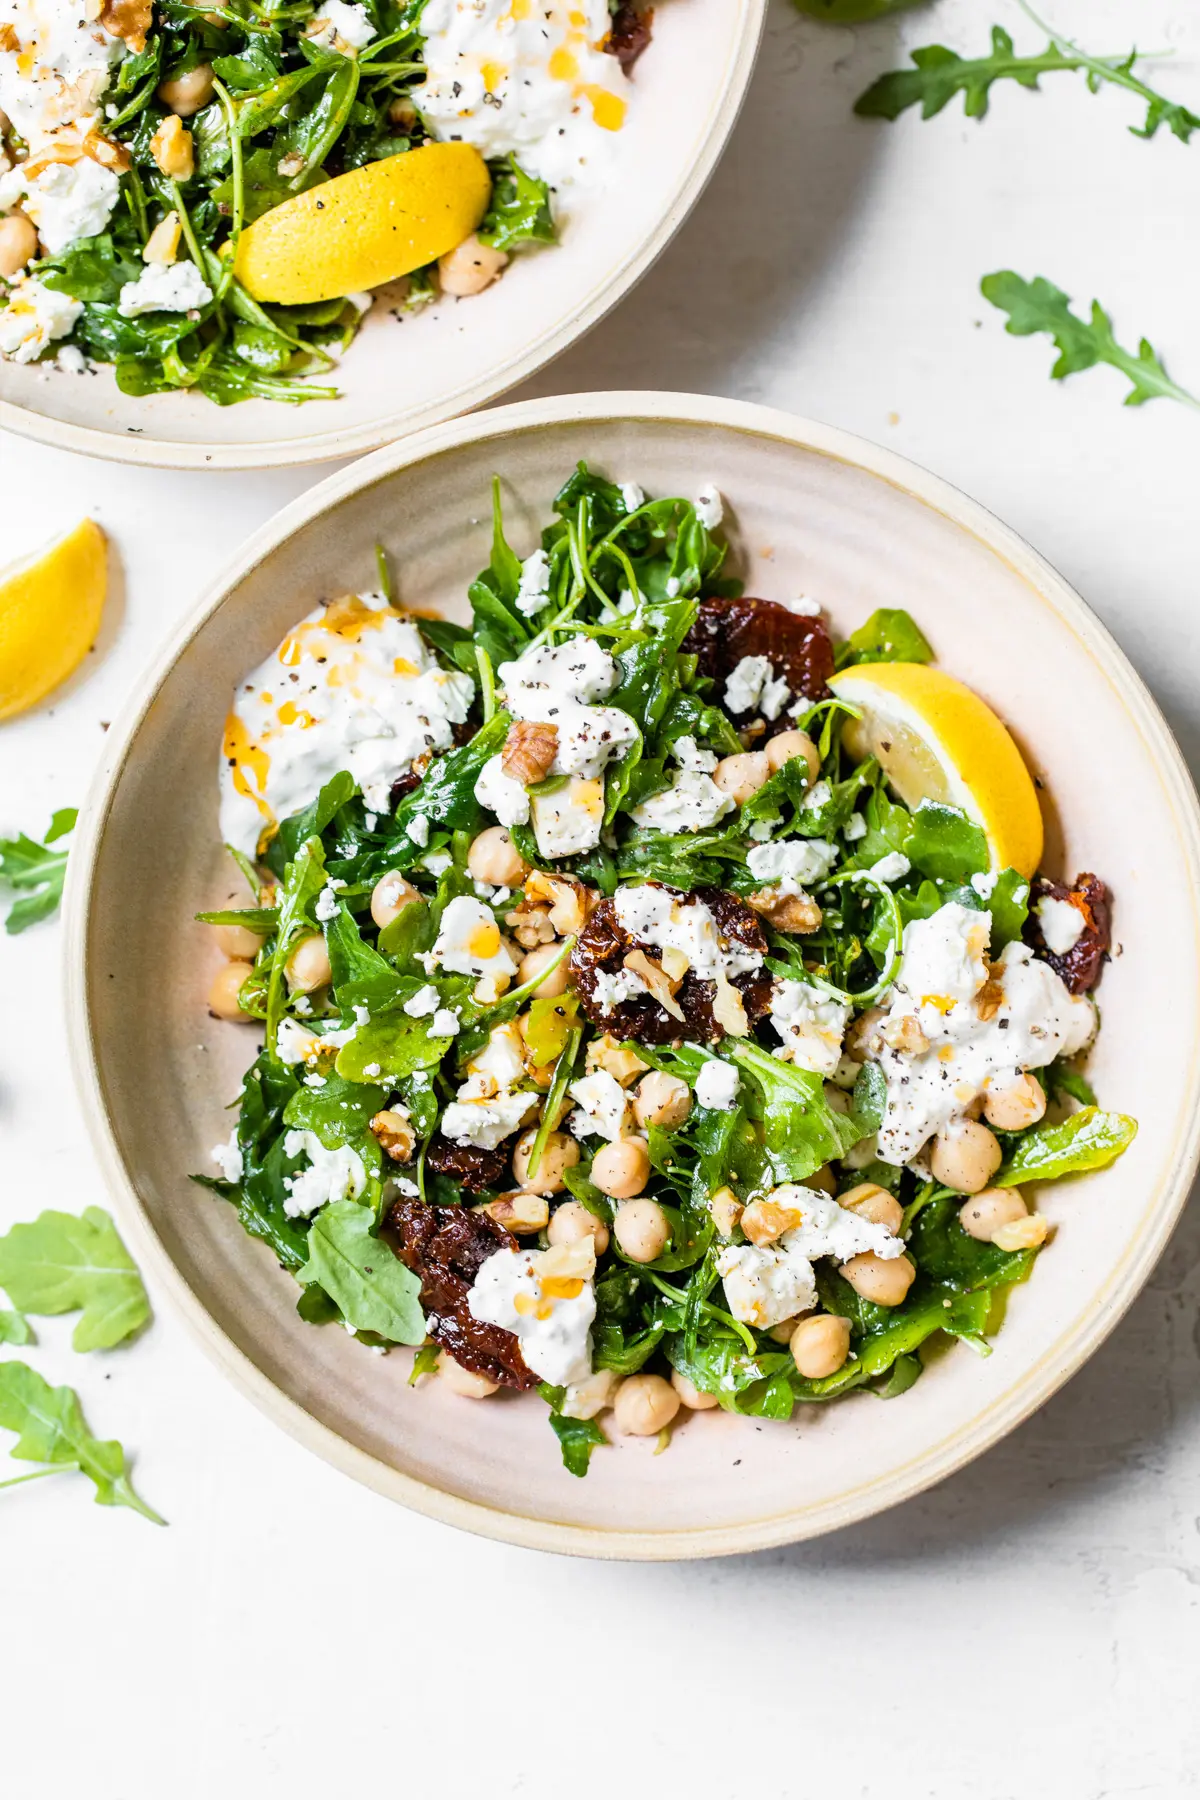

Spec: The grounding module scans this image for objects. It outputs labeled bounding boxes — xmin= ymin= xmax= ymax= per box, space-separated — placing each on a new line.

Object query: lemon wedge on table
xmin=0 ymin=520 xmax=107 ymax=723
xmin=828 ymin=662 xmax=1043 ymax=878
xmin=232 ymin=142 xmax=492 ymax=304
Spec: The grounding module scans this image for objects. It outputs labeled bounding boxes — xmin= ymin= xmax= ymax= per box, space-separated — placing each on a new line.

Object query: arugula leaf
xmin=856 ymin=21 xmax=1200 ymax=144
xmin=0 ymin=1309 xmax=31 ymax=1345
xmin=906 ymin=801 xmax=988 ymax=883
xmin=537 ymin=1388 xmax=608 ymax=1477
xmin=725 ymin=1041 xmax=865 ymax=1181
xmin=835 ymin=608 xmax=933 ymax=669
xmin=0 ymin=1207 xmax=150 ymax=1351
xmin=194 ymin=1050 xmax=310 ymax=1270
xmin=0 ymin=808 xmax=77 ymax=934
xmin=298 ymin=1201 xmax=425 ymax=1342
xmin=906 ymin=1195 xmax=1037 ymax=1290
xmin=393 ymin=712 xmax=510 ymax=840
xmin=266 ymin=772 xmax=355 ymax=877
xmin=479 ymin=156 xmax=556 ymax=251
xmin=981 ymin=273 xmax=1200 ymax=411
xmin=336 ymin=1011 xmax=455 ymax=1082
xmin=265 ymin=835 xmax=328 ymax=1054
xmin=996 ymin=1107 xmax=1137 ymax=1186
xmin=0 ymin=1362 xmax=164 ymax=1523
xmin=792 ymin=0 xmax=923 ymax=18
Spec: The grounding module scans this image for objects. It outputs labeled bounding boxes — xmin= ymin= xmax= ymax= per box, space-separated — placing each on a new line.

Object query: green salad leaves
xmin=0 ymin=808 xmax=76 ymax=934
xmin=0 ymin=1363 xmax=163 ymax=1522
xmin=0 ymin=1207 xmax=151 ymax=1351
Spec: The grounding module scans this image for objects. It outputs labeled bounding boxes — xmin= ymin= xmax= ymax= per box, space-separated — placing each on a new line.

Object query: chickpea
xmin=712 ymin=750 xmax=771 ymax=805
xmin=437 ymin=1350 xmax=498 ymax=1399
xmin=612 ymin=1372 xmax=680 ymax=1437
xmin=149 ymin=113 xmax=195 ymax=180
xmin=561 ymin=1368 xmax=617 ymax=1420
xmin=212 ymin=921 xmax=261 ymax=959
xmin=512 ymin=1128 xmax=579 ymax=1196
xmin=930 ymin=1120 xmax=1003 ymax=1195
xmin=0 ymin=211 xmax=38 ymax=279
xmin=467 ymin=825 xmax=527 ymax=889
xmin=632 ymin=1070 xmax=692 ymax=1132
xmin=790 ymin=1313 xmax=852 ymax=1379
xmin=765 ymin=729 xmax=819 ymax=785
xmin=370 ymin=871 xmax=420 ymax=929
xmin=612 ymin=1196 xmax=668 ymax=1261
xmin=285 ymin=932 xmax=332 ymax=994
xmin=438 ymin=232 xmax=508 ymax=297
xmin=593 ymin=1139 xmax=652 ymax=1203
xmin=959 ymin=1185 xmax=1028 ymax=1243
xmin=983 ymin=1072 xmax=1047 ymax=1132
xmin=671 ymin=1369 xmax=719 ymax=1411
xmin=157 ymin=63 xmax=215 ymax=116
xmin=841 ymin=1251 xmax=916 ymax=1307
xmin=548 ymin=1199 xmax=610 ymax=1255
xmin=207 ymin=959 xmax=252 ymax=1021
xmin=839 ymin=1181 xmax=903 ymax=1235
xmin=518 ymin=942 xmax=569 ymax=999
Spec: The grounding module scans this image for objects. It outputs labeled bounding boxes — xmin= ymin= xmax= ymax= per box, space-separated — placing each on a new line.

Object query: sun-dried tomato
xmin=683 ymin=597 xmax=834 ymax=719
xmin=1025 ymin=872 xmax=1111 ymax=994
xmin=424 ymin=1134 xmax=511 ymax=1194
xmin=606 ymin=3 xmax=653 ymax=68
xmin=570 ymin=883 xmax=773 ymax=1042
xmin=384 ymin=1198 xmax=537 ymax=1389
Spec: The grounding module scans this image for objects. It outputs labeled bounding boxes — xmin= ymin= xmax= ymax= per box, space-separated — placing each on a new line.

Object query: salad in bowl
xmin=0 ymin=0 xmax=653 ymax=403
xmin=198 ymin=463 xmax=1136 ymax=1476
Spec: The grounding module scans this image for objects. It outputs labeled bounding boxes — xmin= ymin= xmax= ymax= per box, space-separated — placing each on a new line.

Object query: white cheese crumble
xmin=210 ymin=1130 xmax=243 ymax=1184
xmin=0 ymin=154 xmax=119 ymax=254
xmin=613 ymin=884 xmax=763 ymax=981
xmin=276 ymin=1018 xmax=320 ymax=1065
xmin=590 ymin=966 xmax=648 ymax=1009
xmin=474 ymin=753 xmax=530 ymax=828
xmin=118 ymin=258 xmax=213 ymax=318
xmin=868 ymin=851 xmax=911 ymax=884
xmin=873 ymin=900 xmax=1094 ymax=1164
xmin=843 ymin=813 xmax=867 ymax=842
xmin=769 ymin=980 xmax=850 ymax=1075
xmin=620 ymin=481 xmax=645 ymax=512
xmin=695 ymin=1058 xmax=740 ymax=1111
xmin=0 ymin=0 xmax=125 ymax=154
xmin=0 ymin=275 xmax=81 ymax=363
xmin=717 ymin=1188 xmax=903 ymax=1328
xmin=1037 ymin=895 xmax=1085 ymax=955
xmin=406 ymin=813 xmax=431 ymax=848
xmin=671 ymin=734 xmax=718 ymax=774
xmin=724 ymin=655 xmax=790 ymax=721
xmin=568 ymin=1069 xmax=629 ymax=1141
xmin=694 ymin=484 xmax=724 ymax=529
xmin=442 ymin=1091 xmax=537 ymax=1148
xmin=281 ymin=1131 xmax=367 ymax=1218
xmin=529 ymin=776 xmax=606 ymax=858
xmin=746 ymin=838 xmax=838 ymax=892
xmin=430 ymin=1009 xmax=461 ymax=1038
xmin=468 ymin=1242 xmax=596 ymax=1385
xmin=306 ymin=0 xmax=375 ymax=52
xmin=428 ymin=898 xmax=513 ymax=985
xmin=515 ymin=548 xmax=551 ymax=618
xmin=630 ymin=770 xmax=734 ymax=834
xmin=403 ymin=984 xmax=440 ymax=1018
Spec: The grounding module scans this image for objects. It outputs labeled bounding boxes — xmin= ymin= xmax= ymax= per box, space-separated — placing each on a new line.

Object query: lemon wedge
xmin=828 ymin=662 xmax=1043 ymax=877
xmin=232 ymin=142 xmax=492 ymax=304
xmin=0 ymin=519 xmax=107 ymax=722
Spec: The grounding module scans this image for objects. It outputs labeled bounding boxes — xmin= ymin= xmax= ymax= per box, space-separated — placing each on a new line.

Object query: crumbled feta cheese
xmin=276 ymin=1017 xmax=320 ymax=1065
xmin=695 ymin=1058 xmax=740 ymax=1111
xmin=55 ymin=342 xmax=87 ymax=374
xmin=442 ymin=1090 xmax=538 ymax=1148
xmin=426 ymin=895 xmax=518 ymax=980
xmin=210 ymin=1130 xmax=243 ymax=1183
xmin=590 ymin=966 xmax=648 ymax=1009
xmin=406 ymin=813 xmax=431 ymax=848
xmin=724 ymin=655 xmax=790 ymax=721
xmin=430 ymin=1008 xmax=461 ymax=1037
xmin=746 ymin=838 xmax=838 ymax=892
xmin=306 ymin=0 xmax=376 ymax=52
xmin=717 ymin=1188 xmax=902 ymax=1328
xmin=0 ymin=275 xmax=81 ymax=363
xmin=314 ymin=884 xmax=341 ymax=923
xmin=779 ymin=594 xmax=822 ymax=617
xmin=620 ymin=481 xmax=644 ymax=512
xmin=614 ymin=885 xmax=763 ymax=980
xmin=802 ymin=780 xmax=832 ymax=814
xmin=694 ymin=483 xmax=724 ymax=529
xmin=468 ymin=1243 xmax=596 ymax=1384
xmin=422 ymin=850 xmax=454 ymax=876
xmin=769 ymin=980 xmax=849 ymax=1075
xmin=530 ymin=776 xmax=606 ymax=858
xmin=515 ymin=547 xmax=551 ymax=618
xmin=403 ymin=984 xmax=440 ymax=1018
xmin=281 ymin=1130 xmax=367 ymax=1218
xmin=665 ymin=577 xmax=680 ymax=598
xmin=568 ymin=1069 xmax=629 ymax=1141
xmin=118 ymin=258 xmax=213 ymax=318
xmin=1 ymin=154 xmax=119 ymax=254
xmin=498 ymin=638 xmax=638 ymax=780
xmin=868 ymin=851 xmax=911 ymax=884
xmin=1036 ymin=895 xmax=1085 ymax=955
xmin=474 ymin=753 xmax=531 ymax=827
xmin=630 ymin=770 xmax=734 ymax=834
xmin=842 ymin=813 xmax=867 ymax=842
xmin=671 ymin=734 xmax=718 ymax=774
xmin=0 ymin=0 xmax=126 ymax=155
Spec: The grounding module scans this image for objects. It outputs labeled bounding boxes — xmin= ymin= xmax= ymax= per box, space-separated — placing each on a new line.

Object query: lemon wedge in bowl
xmin=232 ymin=142 xmax=492 ymax=304
xmin=0 ymin=519 xmax=107 ymax=722
xmin=828 ymin=661 xmax=1043 ymax=877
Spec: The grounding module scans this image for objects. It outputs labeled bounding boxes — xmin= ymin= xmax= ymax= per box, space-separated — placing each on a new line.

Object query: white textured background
xmin=3 ymin=2 xmax=1200 ymax=1794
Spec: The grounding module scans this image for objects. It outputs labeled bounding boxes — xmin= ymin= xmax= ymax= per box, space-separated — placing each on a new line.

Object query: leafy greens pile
xmin=24 ymin=0 xmax=554 ymax=404
xmin=196 ymin=464 xmax=1136 ymax=1476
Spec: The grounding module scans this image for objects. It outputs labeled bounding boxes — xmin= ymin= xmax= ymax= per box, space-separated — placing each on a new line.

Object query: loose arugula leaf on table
xmin=856 ymin=18 xmax=1200 ymax=144
xmin=981 ymin=274 xmax=1200 ymax=412
xmin=0 ymin=1362 xmax=164 ymax=1523
xmin=0 ymin=1208 xmax=150 ymax=1351
xmin=792 ymin=0 xmax=924 ymax=22
xmin=995 ymin=1107 xmax=1137 ymax=1186
xmin=0 ymin=1309 xmax=32 ymax=1345
xmin=0 ymin=808 xmax=76 ymax=934
xmin=298 ymin=1201 xmax=425 ymax=1342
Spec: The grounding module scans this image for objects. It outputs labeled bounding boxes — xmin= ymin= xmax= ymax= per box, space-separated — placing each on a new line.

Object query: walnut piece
xmin=502 ymin=720 xmax=559 ymax=786
xmin=624 ymin=949 xmax=685 ymax=1021
xmin=98 ymin=0 xmax=152 ymax=51
xmin=746 ymin=887 xmax=823 ymax=934
xmin=523 ymin=869 xmax=595 ymax=937
xmin=370 ymin=1109 xmax=416 ymax=1163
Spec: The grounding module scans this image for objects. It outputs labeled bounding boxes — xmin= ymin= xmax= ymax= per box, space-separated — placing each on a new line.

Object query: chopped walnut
xmin=880 ymin=1014 xmax=930 ymax=1056
xmin=585 ymin=1033 xmax=649 ymax=1088
xmin=976 ymin=974 xmax=1005 ymax=1022
xmin=709 ymin=1186 xmax=744 ymax=1237
xmin=846 ymin=1007 xmax=886 ymax=1061
xmin=502 ymin=721 xmax=559 ymax=786
xmin=83 ymin=131 xmax=132 ymax=173
xmin=370 ymin=1109 xmax=416 ymax=1162
xmin=746 ymin=887 xmax=823 ymax=934
xmin=478 ymin=1192 xmax=550 ymax=1234
xmin=505 ymin=897 xmax=556 ymax=948
xmin=0 ymin=21 xmax=18 ymax=49
xmin=712 ymin=972 xmax=749 ymax=1038
xmin=523 ymin=869 xmax=596 ymax=937
xmin=624 ymin=949 xmax=685 ymax=1021
xmin=98 ymin=0 xmax=152 ymax=51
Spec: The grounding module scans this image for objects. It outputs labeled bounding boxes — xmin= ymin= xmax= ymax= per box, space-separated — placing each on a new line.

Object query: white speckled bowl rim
xmin=64 ymin=392 xmax=1200 ymax=1558
xmin=0 ymin=2 xmax=765 ymax=470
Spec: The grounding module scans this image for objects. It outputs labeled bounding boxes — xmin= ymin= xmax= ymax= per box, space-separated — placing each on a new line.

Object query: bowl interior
xmin=0 ymin=1 xmax=762 ymax=469
xmin=74 ymin=401 xmax=1200 ymax=1553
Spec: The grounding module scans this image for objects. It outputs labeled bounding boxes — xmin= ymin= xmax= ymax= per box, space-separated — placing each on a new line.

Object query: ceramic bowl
xmin=0 ymin=1 xmax=764 ymax=471
xmin=65 ymin=393 xmax=1200 ymax=1557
